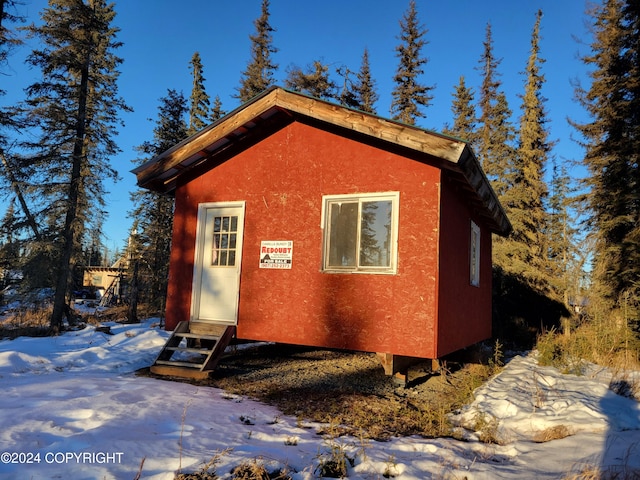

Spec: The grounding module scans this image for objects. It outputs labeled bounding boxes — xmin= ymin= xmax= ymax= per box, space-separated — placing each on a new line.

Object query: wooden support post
xmin=376 ymin=352 xmax=396 ymax=376
xmin=376 ymin=353 xmax=422 ymax=386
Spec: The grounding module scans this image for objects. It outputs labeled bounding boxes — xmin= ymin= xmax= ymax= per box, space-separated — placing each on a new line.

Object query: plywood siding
xmin=436 ymin=174 xmax=493 ymax=356
xmin=165 ymin=120 xmax=443 ymax=359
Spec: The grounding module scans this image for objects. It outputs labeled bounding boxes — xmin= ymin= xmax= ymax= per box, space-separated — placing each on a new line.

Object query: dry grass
xmin=230 ymin=459 xmax=292 ymax=480
xmin=83 ymin=303 xmax=160 ymax=324
xmin=0 ymin=302 xmax=164 ymax=339
xmin=472 ymin=412 xmax=508 ymax=445
xmin=175 ymin=448 xmax=232 ymax=480
xmin=314 ymin=438 xmax=354 ymax=479
xmin=536 ymin=319 xmax=640 ymax=375
xmin=532 ymin=425 xmax=573 ymax=443
xmin=563 ymin=464 xmax=640 ymax=480
xmin=0 ymin=307 xmax=53 ymax=338
xmin=609 ymin=371 xmax=640 ymax=401
xmin=201 ymin=343 xmax=501 ymax=440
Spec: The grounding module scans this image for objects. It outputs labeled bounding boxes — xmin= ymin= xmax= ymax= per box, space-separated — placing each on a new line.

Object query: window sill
xmin=321 ymin=269 xmax=397 ymax=275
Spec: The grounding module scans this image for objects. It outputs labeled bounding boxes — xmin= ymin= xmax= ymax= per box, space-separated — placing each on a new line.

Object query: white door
xmin=191 ymin=202 xmax=245 ymax=324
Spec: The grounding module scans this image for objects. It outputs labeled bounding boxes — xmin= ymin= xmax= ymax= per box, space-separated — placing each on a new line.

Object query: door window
xmin=212 ymin=215 xmax=239 ymax=266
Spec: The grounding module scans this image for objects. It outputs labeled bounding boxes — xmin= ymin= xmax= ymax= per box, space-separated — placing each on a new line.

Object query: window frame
xmin=470 ymin=220 xmax=481 ymax=287
xmin=321 ymin=191 xmax=399 ymax=274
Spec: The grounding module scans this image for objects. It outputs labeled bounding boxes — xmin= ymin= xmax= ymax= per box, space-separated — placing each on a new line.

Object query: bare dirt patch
xmin=187 ymin=343 xmax=496 ymax=440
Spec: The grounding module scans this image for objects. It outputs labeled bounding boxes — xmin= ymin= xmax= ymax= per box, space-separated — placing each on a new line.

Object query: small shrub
xmin=473 ymin=412 xmax=505 ymax=445
xmin=176 ymin=472 xmax=217 ymax=480
xmin=488 ymin=339 xmax=504 ymax=373
xmin=231 ymin=460 xmax=270 ymax=480
xmin=609 ymin=375 xmax=640 ymax=401
xmin=315 ymin=439 xmax=355 ymax=478
xmin=536 ymin=328 xmax=565 ymax=367
xmin=284 ymin=436 xmax=298 ymax=446
xmin=175 ymin=448 xmax=231 ymax=480
xmin=382 ymin=454 xmax=399 ymax=478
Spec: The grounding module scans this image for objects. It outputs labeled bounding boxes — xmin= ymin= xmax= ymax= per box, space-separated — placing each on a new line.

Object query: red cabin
xmin=134 ymin=87 xmax=511 ymax=379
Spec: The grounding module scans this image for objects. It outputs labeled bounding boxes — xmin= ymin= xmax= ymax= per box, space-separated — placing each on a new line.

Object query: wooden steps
xmin=150 ymin=321 xmax=235 ymax=380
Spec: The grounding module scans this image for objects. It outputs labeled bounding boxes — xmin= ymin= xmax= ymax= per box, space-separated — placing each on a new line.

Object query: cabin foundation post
xmin=376 ymin=353 xmax=418 ymax=385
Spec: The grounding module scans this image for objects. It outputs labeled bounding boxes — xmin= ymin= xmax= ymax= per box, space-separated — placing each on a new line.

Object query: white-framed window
xmin=470 ymin=220 xmax=481 ymax=287
xmin=321 ymin=192 xmax=399 ymax=274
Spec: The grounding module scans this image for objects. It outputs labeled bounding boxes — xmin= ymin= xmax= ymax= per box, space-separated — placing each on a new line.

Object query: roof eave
xmin=455 ymin=145 xmax=512 ymax=236
xmin=132 ymin=86 xmax=511 ymax=236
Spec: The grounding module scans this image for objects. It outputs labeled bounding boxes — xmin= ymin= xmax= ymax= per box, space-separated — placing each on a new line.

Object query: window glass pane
xmin=328 ymin=202 xmax=358 ymax=267
xmin=470 ymin=221 xmax=480 ymax=286
xmin=359 ymin=200 xmax=392 ymax=267
xmin=211 ymin=215 xmax=240 ymax=268
xmin=211 ymin=234 xmax=219 ymax=266
xmin=323 ymin=193 xmax=398 ymax=273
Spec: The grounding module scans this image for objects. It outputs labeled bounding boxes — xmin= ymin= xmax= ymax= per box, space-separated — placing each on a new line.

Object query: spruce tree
xmin=130 ymin=89 xmax=188 ymax=311
xmin=573 ymin=0 xmax=640 ymax=307
xmin=188 ymin=52 xmax=211 ymax=135
xmin=390 ymin=0 xmax=433 ymax=125
xmin=477 ymin=23 xmax=499 ymax=168
xmin=237 ymin=0 xmax=278 ymax=102
xmin=354 ymin=48 xmax=379 ymax=114
xmin=336 ymin=66 xmax=359 ymax=109
xmin=285 ymin=60 xmax=337 ymax=100
xmin=0 ymin=1 xmax=23 ymax=150
xmin=504 ymin=9 xmax=552 ymax=291
xmin=547 ymin=159 xmax=579 ymax=305
xmin=476 ymin=23 xmax=517 ymax=200
xmin=19 ymin=0 xmax=129 ymax=330
xmin=210 ymin=95 xmax=226 ymax=121
xmin=443 ymin=76 xmax=478 ymax=146
xmin=0 ymin=0 xmax=23 ymax=86
xmin=0 ymin=200 xmax=20 ymax=288
xmin=0 ymin=1 xmax=29 ymax=241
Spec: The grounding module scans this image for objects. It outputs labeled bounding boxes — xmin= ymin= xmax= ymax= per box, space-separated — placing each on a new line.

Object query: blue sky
xmin=4 ymin=0 xmax=592 ymax=256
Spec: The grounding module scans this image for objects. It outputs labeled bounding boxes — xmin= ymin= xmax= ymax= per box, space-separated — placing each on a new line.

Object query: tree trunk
xmin=50 ymin=60 xmax=90 ymax=331
xmin=127 ymin=260 xmax=139 ymax=324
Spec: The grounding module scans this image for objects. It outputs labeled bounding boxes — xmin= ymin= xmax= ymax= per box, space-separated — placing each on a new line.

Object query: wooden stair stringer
xmin=200 ymin=324 xmax=235 ymax=371
xmin=150 ymin=321 xmax=235 ymax=379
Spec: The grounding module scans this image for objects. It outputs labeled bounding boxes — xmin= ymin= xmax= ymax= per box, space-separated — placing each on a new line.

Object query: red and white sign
xmin=259 ymin=241 xmax=293 ymax=269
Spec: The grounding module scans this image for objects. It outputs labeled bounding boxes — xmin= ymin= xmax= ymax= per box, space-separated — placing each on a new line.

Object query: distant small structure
xmin=80 ymin=256 xmax=127 ymax=304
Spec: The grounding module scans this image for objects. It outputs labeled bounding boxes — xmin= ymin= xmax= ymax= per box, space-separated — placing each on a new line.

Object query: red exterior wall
xmin=436 ymin=176 xmax=493 ymax=356
xmin=165 ymin=120 xmax=492 ymax=359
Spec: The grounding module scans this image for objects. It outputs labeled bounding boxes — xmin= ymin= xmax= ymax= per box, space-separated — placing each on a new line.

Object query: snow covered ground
xmin=0 ymin=317 xmax=639 ymax=479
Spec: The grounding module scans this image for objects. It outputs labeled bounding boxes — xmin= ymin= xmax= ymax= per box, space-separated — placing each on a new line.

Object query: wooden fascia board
xmin=455 ymin=145 xmax=512 ymax=236
xmin=273 ymin=89 xmax=466 ymax=163
xmin=135 ymin=87 xmax=467 ymax=190
xmin=134 ymin=91 xmax=280 ymax=188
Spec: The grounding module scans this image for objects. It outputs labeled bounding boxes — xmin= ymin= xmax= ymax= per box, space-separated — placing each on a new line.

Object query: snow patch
xmin=0 ymin=322 xmax=639 ymax=479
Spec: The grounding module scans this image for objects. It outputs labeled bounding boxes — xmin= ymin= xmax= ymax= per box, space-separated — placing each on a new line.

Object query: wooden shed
xmin=133 ymin=87 xmax=511 ymax=379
